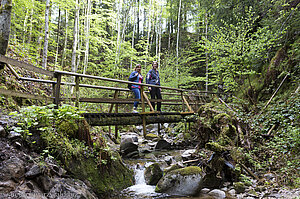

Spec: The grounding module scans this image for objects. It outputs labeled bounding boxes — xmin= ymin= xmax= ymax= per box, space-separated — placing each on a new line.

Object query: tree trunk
xmin=54 ymin=8 xmax=61 ymax=68
xmin=0 ymin=0 xmax=12 ymax=69
xmin=61 ymin=10 xmax=68 ymax=68
xmin=130 ymin=1 xmax=136 ymax=71
xmin=158 ymin=4 xmax=162 ymax=66
xmin=146 ymin=0 xmax=152 ymax=67
xmin=42 ymin=0 xmax=50 ymax=69
xmin=28 ymin=1 xmax=34 ymax=44
xmin=136 ymin=0 xmax=140 ymax=42
xmin=205 ymin=12 xmax=208 ymax=94
xmin=83 ymin=0 xmax=91 ymax=75
xmin=115 ymin=0 xmax=122 ymax=66
xmin=22 ymin=9 xmax=29 ymax=47
xmin=176 ymin=0 xmax=182 ymax=86
xmin=71 ymin=0 xmax=79 ymax=73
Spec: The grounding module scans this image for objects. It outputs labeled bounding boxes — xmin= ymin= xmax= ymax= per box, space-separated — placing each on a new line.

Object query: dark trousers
xmin=150 ymin=87 xmax=162 ymax=111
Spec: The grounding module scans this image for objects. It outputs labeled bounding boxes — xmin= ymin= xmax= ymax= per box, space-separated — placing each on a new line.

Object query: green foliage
xmin=203 ymin=7 xmax=281 ymax=93
xmin=9 ymin=104 xmax=113 ymax=164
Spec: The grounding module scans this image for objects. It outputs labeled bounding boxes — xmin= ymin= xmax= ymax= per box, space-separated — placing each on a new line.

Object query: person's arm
xmin=129 ymin=71 xmax=138 ymax=81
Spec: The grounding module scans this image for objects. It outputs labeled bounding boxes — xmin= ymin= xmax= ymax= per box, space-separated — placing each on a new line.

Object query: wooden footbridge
xmin=0 ymin=55 xmax=216 ymax=137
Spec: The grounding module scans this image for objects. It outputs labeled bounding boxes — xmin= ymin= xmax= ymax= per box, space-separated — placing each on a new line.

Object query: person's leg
xmin=156 ymin=87 xmax=162 ymax=111
xmin=150 ymin=87 xmax=156 ymax=110
xmin=132 ymin=88 xmax=140 ymax=109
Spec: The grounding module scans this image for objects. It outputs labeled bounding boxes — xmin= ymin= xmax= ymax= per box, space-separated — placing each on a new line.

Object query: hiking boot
xmin=132 ymin=107 xmax=138 ymax=113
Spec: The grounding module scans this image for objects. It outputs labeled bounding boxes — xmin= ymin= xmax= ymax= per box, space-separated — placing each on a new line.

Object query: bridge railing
xmin=0 ymin=55 xmax=214 ymax=115
xmin=53 ymin=70 xmax=198 ymax=114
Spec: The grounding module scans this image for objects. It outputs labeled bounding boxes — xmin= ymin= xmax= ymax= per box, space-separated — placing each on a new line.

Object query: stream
xmin=114 ymin=151 xmax=211 ymax=199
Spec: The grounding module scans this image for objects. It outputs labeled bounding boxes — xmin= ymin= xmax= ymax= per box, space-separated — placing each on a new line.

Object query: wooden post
xmin=109 ymin=90 xmax=119 ymax=139
xmin=75 ymin=76 xmax=80 ymax=108
xmin=181 ymin=91 xmax=185 ymax=112
xmin=54 ymin=73 xmax=62 ymax=108
xmin=52 ymin=83 xmax=56 ymax=104
xmin=109 ymin=90 xmax=119 ymax=113
xmin=141 ymin=86 xmax=147 ymax=137
xmin=115 ymin=91 xmax=119 ymax=140
xmin=182 ymin=95 xmax=193 ymax=112
xmin=142 ymin=91 xmax=154 ymax=112
xmin=158 ymin=123 xmax=160 ymax=135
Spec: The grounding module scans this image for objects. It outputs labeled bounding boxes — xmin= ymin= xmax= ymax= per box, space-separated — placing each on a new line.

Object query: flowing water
xmin=114 ymin=152 xmax=212 ymax=199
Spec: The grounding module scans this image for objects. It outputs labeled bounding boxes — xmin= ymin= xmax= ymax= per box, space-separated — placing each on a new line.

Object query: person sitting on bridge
xmin=146 ymin=61 xmax=162 ymax=112
xmin=129 ymin=64 xmax=143 ymax=113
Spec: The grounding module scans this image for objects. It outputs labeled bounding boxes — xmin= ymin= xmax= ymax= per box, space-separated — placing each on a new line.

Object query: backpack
xmin=128 ymin=72 xmax=137 ymax=90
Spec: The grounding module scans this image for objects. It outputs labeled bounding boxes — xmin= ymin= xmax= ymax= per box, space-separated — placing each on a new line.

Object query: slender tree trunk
xmin=205 ymin=12 xmax=208 ymax=94
xmin=155 ymin=14 xmax=158 ymax=59
xmin=42 ymin=0 xmax=50 ymax=69
xmin=146 ymin=0 xmax=152 ymax=67
xmin=61 ymin=10 xmax=68 ymax=68
xmin=22 ymin=9 xmax=29 ymax=47
xmin=71 ymin=0 xmax=79 ymax=73
xmin=28 ymin=1 xmax=34 ymax=44
xmin=130 ymin=0 xmax=136 ymax=71
xmin=54 ymin=8 xmax=61 ymax=68
xmin=83 ymin=0 xmax=91 ymax=75
xmin=136 ymin=0 xmax=140 ymax=42
xmin=76 ymin=12 xmax=82 ymax=72
xmin=115 ymin=0 xmax=122 ymax=66
xmin=176 ymin=0 xmax=182 ymax=86
xmin=158 ymin=4 xmax=162 ymax=66
xmin=0 ymin=0 xmax=12 ymax=70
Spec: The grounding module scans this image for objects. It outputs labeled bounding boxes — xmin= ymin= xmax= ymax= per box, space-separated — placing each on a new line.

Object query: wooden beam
xmin=0 ymin=55 xmax=54 ymax=77
xmin=142 ymin=91 xmax=154 ymax=112
xmin=182 ymin=95 xmax=193 ymax=112
xmin=54 ymin=73 xmax=62 ymax=107
xmin=0 ymin=88 xmax=52 ymax=101
xmin=54 ymin=70 xmax=184 ymax=91
xmin=84 ymin=114 xmax=197 ymax=126
xmin=109 ymin=90 xmax=119 ymax=113
xmin=75 ymin=76 xmax=80 ymax=108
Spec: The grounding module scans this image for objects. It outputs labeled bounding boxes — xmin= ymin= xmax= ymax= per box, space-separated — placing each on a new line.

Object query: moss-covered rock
xmin=65 ymin=152 xmax=134 ymax=197
xmin=205 ymin=142 xmax=228 ymax=153
xmin=144 ymin=163 xmax=163 ymax=185
xmin=233 ymin=182 xmax=246 ymax=194
xmin=145 ymin=133 xmax=160 ymax=141
xmin=155 ymin=166 xmax=204 ymax=196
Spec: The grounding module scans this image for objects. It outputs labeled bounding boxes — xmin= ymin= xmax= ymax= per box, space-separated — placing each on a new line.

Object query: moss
xmin=218 ymin=124 xmax=237 ymax=146
xmin=212 ymin=113 xmax=232 ymax=126
xmin=57 ymin=120 xmax=78 ymax=137
xmin=145 ymin=133 xmax=160 ymax=140
xmin=66 ymin=153 xmax=134 ymax=197
xmin=205 ymin=142 xmax=227 ymax=153
xmin=184 ymin=132 xmax=192 ymax=140
xmin=163 ymin=164 xmax=182 ymax=175
xmin=169 ymin=166 xmax=202 ymax=176
xmin=144 ymin=163 xmax=163 ymax=185
xmin=233 ymin=182 xmax=246 ymax=194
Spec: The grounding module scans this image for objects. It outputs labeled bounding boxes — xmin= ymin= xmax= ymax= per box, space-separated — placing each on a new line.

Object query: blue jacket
xmin=129 ymin=71 xmax=143 ymax=88
xmin=146 ymin=69 xmax=160 ymax=86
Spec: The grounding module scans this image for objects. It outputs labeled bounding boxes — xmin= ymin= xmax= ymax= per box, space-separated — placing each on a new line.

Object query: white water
xmin=127 ymin=165 xmax=156 ymax=194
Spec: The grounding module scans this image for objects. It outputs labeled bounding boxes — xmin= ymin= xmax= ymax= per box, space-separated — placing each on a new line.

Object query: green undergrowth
xmin=9 ymin=103 xmax=134 ymax=196
xmin=249 ymin=91 xmax=300 ymax=187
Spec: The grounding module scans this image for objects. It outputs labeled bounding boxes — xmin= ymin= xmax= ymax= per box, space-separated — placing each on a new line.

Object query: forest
xmin=0 ymin=0 xmax=299 ymax=198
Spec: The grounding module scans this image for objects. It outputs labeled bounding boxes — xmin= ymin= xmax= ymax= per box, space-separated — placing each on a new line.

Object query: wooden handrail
xmin=0 ymin=55 xmax=54 ymax=77
xmin=54 ymin=70 xmax=184 ymax=92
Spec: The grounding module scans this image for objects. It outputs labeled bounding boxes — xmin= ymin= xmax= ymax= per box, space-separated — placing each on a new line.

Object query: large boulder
xmin=120 ymin=135 xmax=139 ymax=158
xmin=47 ymin=178 xmax=97 ymax=199
xmin=155 ymin=166 xmax=204 ymax=196
xmin=155 ymin=139 xmax=172 ymax=150
xmin=66 ymin=153 xmax=134 ymax=197
xmin=144 ymin=163 xmax=163 ymax=185
xmin=0 ymin=157 xmax=25 ymax=181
